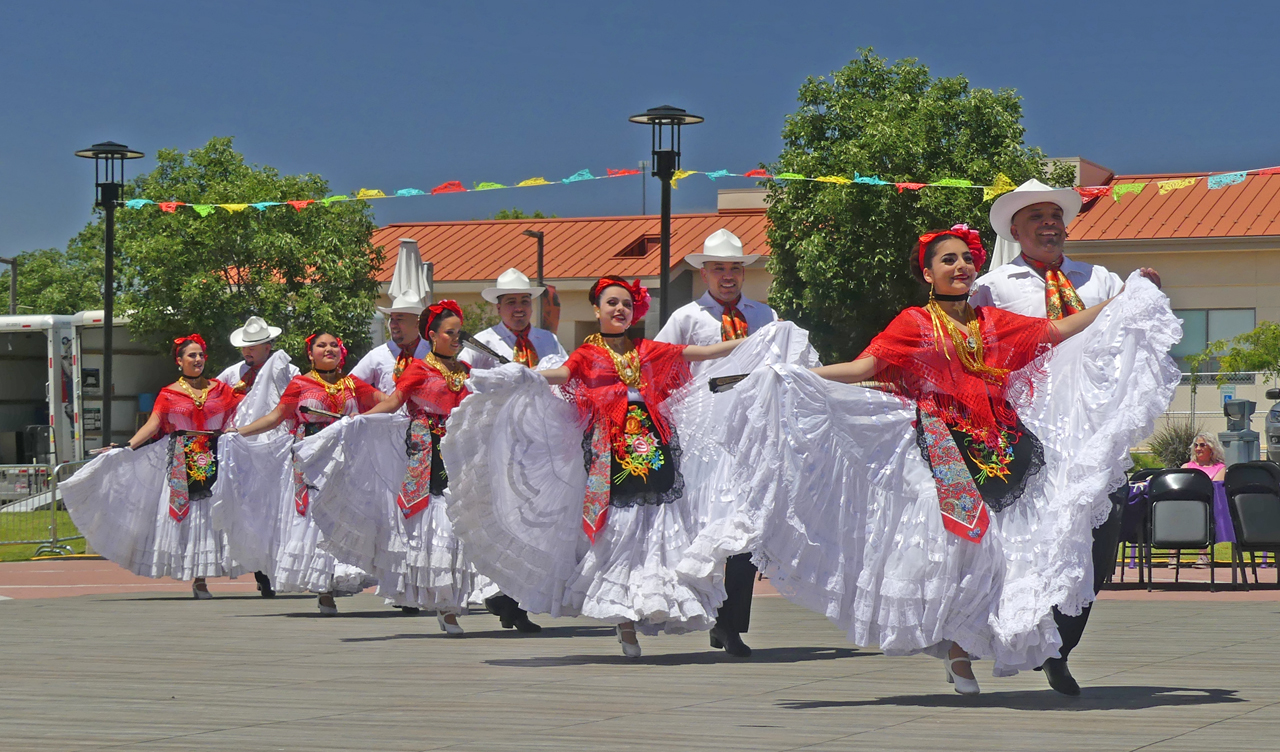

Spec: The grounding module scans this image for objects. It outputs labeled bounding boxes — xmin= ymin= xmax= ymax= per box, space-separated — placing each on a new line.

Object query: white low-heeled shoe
xmin=191 ymin=582 xmax=212 ymax=600
xmin=317 ymin=595 xmax=338 ymax=616
xmin=944 ymin=656 xmax=981 ymax=695
xmin=616 ymin=625 xmax=642 ymax=659
xmin=437 ymin=613 xmax=464 ymax=636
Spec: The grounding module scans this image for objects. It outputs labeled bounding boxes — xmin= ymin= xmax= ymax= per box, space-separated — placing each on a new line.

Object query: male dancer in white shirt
xmin=350 ymin=290 xmax=431 ymax=394
xmin=215 ymin=315 xmax=300 ymax=597
xmin=655 ymin=229 xmax=777 ymax=657
xmin=460 ymin=268 xmax=568 ymax=371
xmin=971 ymin=179 xmax=1161 ymax=695
xmin=459 ymin=268 xmax=567 ymax=633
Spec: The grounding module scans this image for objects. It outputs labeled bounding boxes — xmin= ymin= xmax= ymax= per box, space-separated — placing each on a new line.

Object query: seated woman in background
xmin=1182 ymin=432 xmax=1227 ymax=481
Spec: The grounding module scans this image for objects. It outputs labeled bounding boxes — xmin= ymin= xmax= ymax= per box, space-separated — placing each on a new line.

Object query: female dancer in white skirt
xmin=295 ymin=300 xmax=485 ymax=635
xmin=221 ymin=332 xmax=380 ymax=614
xmin=683 ymin=226 xmax=1180 ymax=692
xmin=62 ymin=334 xmax=239 ymax=598
xmin=442 ymin=275 xmax=818 ymax=657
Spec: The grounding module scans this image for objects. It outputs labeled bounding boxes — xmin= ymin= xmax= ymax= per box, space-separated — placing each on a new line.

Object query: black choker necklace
xmin=599 ymin=331 xmax=628 ymax=339
xmin=181 ymin=374 xmax=204 ymax=383
xmin=312 ymin=367 xmax=339 ymax=375
xmin=932 ymin=292 xmax=969 ymax=302
xmin=431 ymin=350 xmax=455 ymax=360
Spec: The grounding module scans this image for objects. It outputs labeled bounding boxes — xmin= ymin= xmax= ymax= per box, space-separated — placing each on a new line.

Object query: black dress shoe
xmin=510 ymin=609 xmax=542 ymax=633
xmin=709 ymin=626 xmax=752 ymax=657
xmin=254 ymin=571 xmax=275 ymax=598
xmin=398 ymin=606 xmax=420 ymax=615
xmin=1041 ymin=657 xmax=1081 ymax=696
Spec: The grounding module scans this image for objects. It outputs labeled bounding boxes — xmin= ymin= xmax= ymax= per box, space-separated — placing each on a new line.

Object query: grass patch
xmin=0 ymin=510 xmax=85 ymax=562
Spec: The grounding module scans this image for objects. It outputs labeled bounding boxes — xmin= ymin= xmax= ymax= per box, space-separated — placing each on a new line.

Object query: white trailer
xmin=0 ymin=315 xmax=75 ymax=470
xmin=69 ymin=311 xmax=171 ymax=459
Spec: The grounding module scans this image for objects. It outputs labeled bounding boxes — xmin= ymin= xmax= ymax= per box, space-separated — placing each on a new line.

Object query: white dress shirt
xmin=654 ymin=292 xmax=778 ymax=374
xmin=349 ymin=338 xmax=431 ymax=393
xmin=969 ymin=255 xmax=1124 ymax=316
xmin=459 ymin=322 xmax=568 ymax=371
xmin=215 ymin=350 xmax=300 ymax=435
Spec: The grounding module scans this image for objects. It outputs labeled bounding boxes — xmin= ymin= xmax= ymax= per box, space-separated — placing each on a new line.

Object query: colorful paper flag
xmin=287 ymin=200 xmax=315 ymax=211
xmin=191 ymin=204 xmax=216 ymax=217
xmin=671 ymin=169 xmax=696 ymax=188
xmin=473 ymin=182 xmax=505 ymax=191
xmin=854 ymin=174 xmax=890 ymax=186
xmin=704 ymin=169 xmax=731 ymax=180
xmin=933 ymin=178 xmax=973 ymax=188
xmin=1258 ymin=166 xmax=1280 ymax=176
xmin=606 ymin=168 xmax=642 ymax=177
xmin=743 ymin=169 xmax=772 ymax=178
xmin=562 ymin=170 xmax=594 ymax=183
xmin=1075 ymin=186 xmax=1113 ymax=201
xmin=517 ymin=177 xmax=551 ymax=187
xmin=431 ymin=181 xmax=466 ymax=195
xmin=775 ymin=172 xmax=805 ymax=180
xmin=395 ymin=188 xmax=425 ymax=197
xmin=355 ymin=189 xmax=387 ymax=199
xmin=1207 ymin=171 xmax=1247 ymax=190
xmin=158 ymin=202 xmax=182 ymax=213
xmin=221 ymin=204 xmax=248 ymax=213
xmin=814 ymin=175 xmax=852 ymax=184
xmin=1112 ymin=183 xmax=1145 ymax=201
xmin=982 ymin=173 xmax=1017 ymax=201
xmin=319 ymin=195 xmax=348 ymax=206
xmin=251 ymin=202 xmax=279 ymax=211
xmin=1157 ymin=177 xmax=1197 ymax=195
xmin=895 ymin=182 xmax=927 ymax=193
xmin=124 ymin=199 xmax=154 ymax=209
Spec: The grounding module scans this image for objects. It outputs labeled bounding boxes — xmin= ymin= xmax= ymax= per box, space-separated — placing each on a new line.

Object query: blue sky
xmin=2 ymin=1 xmax=1275 ymax=254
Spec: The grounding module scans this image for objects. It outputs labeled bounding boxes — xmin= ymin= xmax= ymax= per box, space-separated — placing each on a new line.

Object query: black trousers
xmin=716 ymin=553 xmax=756 ymax=633
xmin=1052 ymin=493 xmax=1125 ymax=661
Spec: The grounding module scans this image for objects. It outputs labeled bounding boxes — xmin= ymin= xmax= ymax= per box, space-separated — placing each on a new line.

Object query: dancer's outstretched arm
xmin=123 ymin=412 xmax=162 ymax=449
xmin=684 ymin=338 xmax=745 ymax=362
xmin=230 ymin=405 xmax=287 ymax=437
xmin=364 ymin=390 xmax=407 ymax=415
xmin=812 ymin=355 xmax=882 ymax=384
xmin=1051 ymin=295 xmax=1119 ymax=341
xmin=540 ymin=366 xmax=569 ymax=386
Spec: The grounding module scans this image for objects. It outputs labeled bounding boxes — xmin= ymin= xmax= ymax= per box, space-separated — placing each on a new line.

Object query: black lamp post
xmin=629 ymin=105 xmax=703 ymax=326
xmin=521 ymin=229 xmax=546 ymax=327
xmin=75 ymin=141 xmax=144 ymax=448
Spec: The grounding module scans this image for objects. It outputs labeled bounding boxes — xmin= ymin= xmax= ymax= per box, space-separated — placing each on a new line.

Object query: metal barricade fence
xmin=0 ymin=460 xmax=89 ymax=557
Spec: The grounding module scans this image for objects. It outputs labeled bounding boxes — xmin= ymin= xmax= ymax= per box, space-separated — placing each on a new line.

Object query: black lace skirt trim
xmin=914 ymin=407 xmax=1045 ymax=513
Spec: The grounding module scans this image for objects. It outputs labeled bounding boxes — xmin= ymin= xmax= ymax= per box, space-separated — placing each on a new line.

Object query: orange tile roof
xmin=1069 ymin=171 xmax=1280 ymax=241
xmin=370 ymin=210 xmax=770 ymax=282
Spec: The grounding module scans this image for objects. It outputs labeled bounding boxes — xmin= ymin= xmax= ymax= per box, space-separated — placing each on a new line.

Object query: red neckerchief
xmin=1019 ymin=254 xmax=1086 ymax=320
xmin=511 ymin=326 xmax=538 ymax=367
xmin=233 ymin=362 xmax=262 ymax=395
xmin=394 ymin=338 xmax=420 ymax=380
xmin=719 ymin=296 xmax=750 ymax=341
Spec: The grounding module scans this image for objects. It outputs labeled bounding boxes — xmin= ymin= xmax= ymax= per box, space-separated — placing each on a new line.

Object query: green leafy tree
xmin=461 ymin=300 xmax=501 ymax=333
xmin=1187 ymin=322 xmax=1280 ymax=386
xmin=0 ymin=241 xmax=103 ymax=315
xmin=486 ymin=208 xmax=555 ymax=220
xmin=765 ymin=49 xmax=1076 ymax=361
xmin=82 ymin=137 xmax=386 ymax=368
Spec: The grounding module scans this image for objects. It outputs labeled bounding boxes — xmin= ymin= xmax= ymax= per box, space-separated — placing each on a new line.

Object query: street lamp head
xmin=522 ymin=230 xmax=544 ymax=239
xmin=630 ymin=105 xmax=703 ymax=179
xmin=75 ymin=141 xmax=145 ymax=206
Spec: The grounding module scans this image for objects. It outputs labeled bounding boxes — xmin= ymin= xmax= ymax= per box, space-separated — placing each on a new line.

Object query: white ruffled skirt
xmin=296 ymin=414 xmax=477 ymax=610
xmin=443 ymin=321 xmax=822 ymax=635
xmin=216 ymin=432 xmax=373 ymax=595
xmin=681 ymin=273 xmax=1182 ymax=674
xmin=61 ymin=441 xmax=228 ymax=580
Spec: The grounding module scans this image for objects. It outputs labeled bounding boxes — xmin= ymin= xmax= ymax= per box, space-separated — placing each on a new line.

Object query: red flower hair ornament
xmin=172 ymin=333 xmax=207 ymax=361
xmin=590 ymin=277 xmax=651 ymax=322
xmin=422 ymin=299 xmax=464 ymax=335
xmin=305 ymin=333 xmax=348 ymax=369
xmin=917 ymin=223 xmax=987 ymax=272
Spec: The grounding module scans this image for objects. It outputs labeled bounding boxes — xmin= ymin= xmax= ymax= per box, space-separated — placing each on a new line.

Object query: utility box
xmin=1221 ymin=399 xmax=1261 ymax=466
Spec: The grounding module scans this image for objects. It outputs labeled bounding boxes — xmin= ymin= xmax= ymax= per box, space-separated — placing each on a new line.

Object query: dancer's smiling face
xmin=176 ymin=342 xmax=206 ymax=378
xmin=594 ymin=286 xmax=634 ymax=334
xmin=428 ymin=311 xmax=462 ymax=358
xmin=921 ymin=236 xmax=977 ymax=297
xmin=240 ymin=342 xmax=271 ymax=368
xmin=1010 ymin=201 xmax=1067 ymax=264
xmin=701 ymin=261 xmax=745 ymax=305
xmin=309 ymin=334 xmax=343 ymax=371
xmin=497 ymin=293 xmax=533 ymax=332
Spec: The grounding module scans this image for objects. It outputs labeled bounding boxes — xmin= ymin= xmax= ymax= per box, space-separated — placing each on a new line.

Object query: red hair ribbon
xmin=917 ymin=223 xmax=987 ymax=272
xmin=305 ymin=333 xmax=348 ymax=369
xmin=591 ymin=277 xmax=651 ymax=322
xmin=172 ymin=333 xmax=207 ymax=360
xmin=424 ymin=299 xmax=464 ymax=333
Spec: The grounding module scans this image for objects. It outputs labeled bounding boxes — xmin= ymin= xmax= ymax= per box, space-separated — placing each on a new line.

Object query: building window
xmin=1171 ymin=308 xmax=1256 ymax=373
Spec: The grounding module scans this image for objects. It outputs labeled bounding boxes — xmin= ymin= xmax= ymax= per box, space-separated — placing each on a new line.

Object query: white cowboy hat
xmin=229 ymin=316 xmax=282 ymax=348
xmin=989 ymin=178 xmax=1082 ymax=243
xmin=683 ymin=229 xmax=761 ymax=268
xmin=378 ymin=238 xmax=431 ymax=315
xmin=482 ymin=268 xmax=546 ymax=304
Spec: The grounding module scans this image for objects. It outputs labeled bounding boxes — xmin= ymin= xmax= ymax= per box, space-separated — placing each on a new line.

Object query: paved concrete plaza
xmin=3 ymin=569 xmax=1279 ymax=752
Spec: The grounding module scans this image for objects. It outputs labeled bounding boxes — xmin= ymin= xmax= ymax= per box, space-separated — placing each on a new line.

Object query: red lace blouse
xmin=562 ymin=338 xmax=690 ymax=441
xmin=276 ymin=373 xmax=381 ymax=426
xmin=395 ymin=360 xmax=469 ymax=417
xmin=152 ymin=382 xmax=239 ymax=435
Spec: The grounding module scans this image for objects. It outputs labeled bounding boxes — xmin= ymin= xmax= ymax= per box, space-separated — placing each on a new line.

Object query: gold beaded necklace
xmin=175 ymin=377 xmax=213 ymax=408
xmin=925 ymin=296 xmax=1009 ymax=383
xmin=308 ymin=370 xmax=355 ymax=397
xmin=585 ymin=333 xmax=643 ymax=388
xmin=426 ymin=351 xmax=467 ymax=392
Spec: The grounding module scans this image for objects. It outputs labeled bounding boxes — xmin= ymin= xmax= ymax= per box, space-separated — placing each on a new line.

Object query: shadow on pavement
xmin=487 ymin=646 xmax=864 ymax=668
xmin=341 ymin=625 xmax=617 ymax=642
xmin=779 ymin=686 xmax=1245 ymax=711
